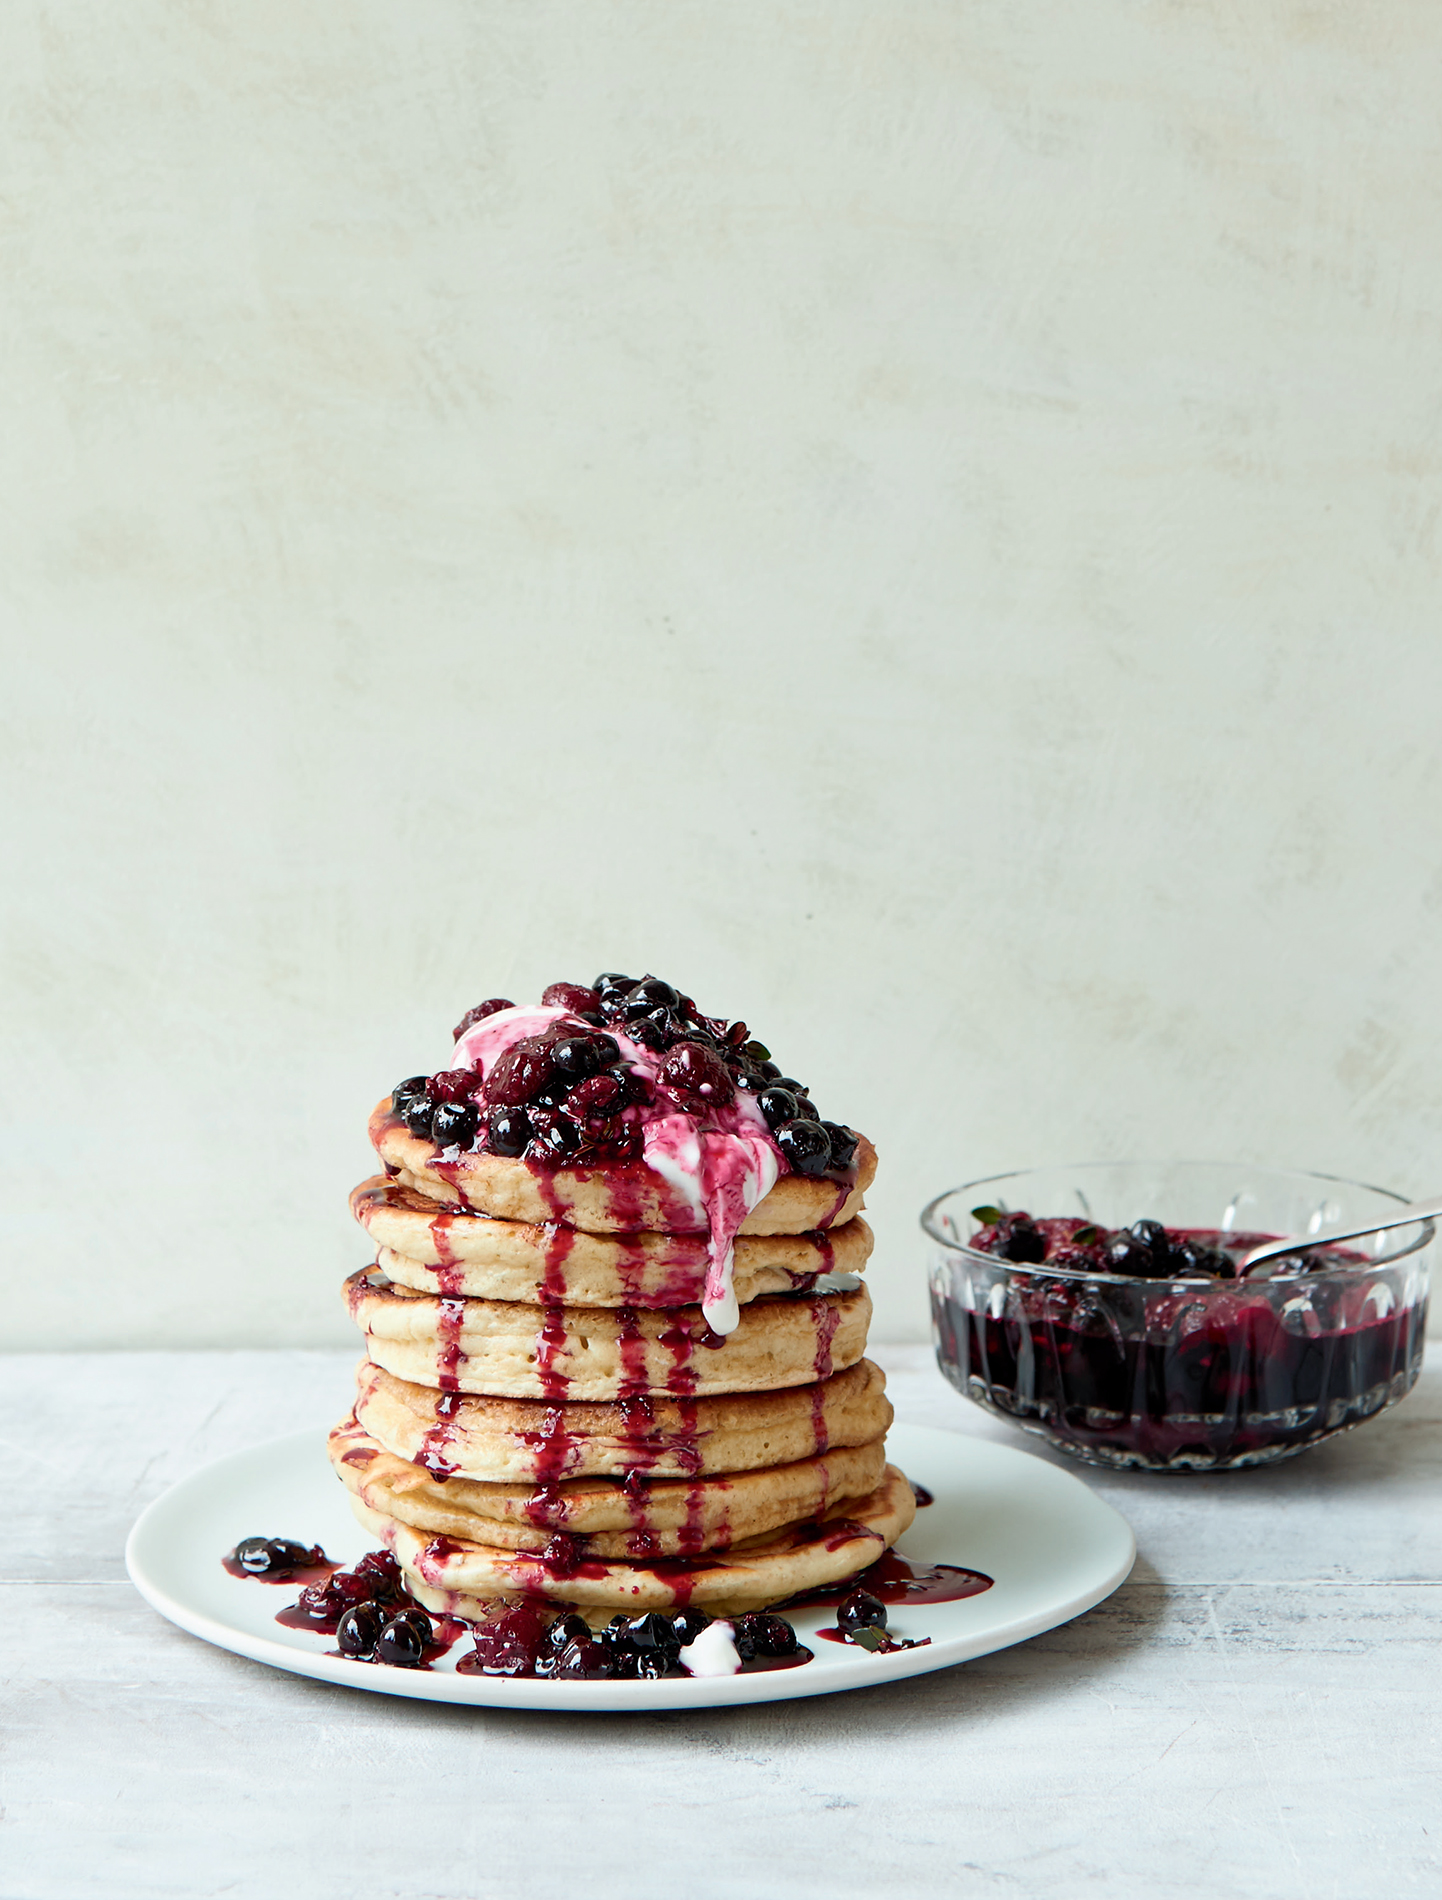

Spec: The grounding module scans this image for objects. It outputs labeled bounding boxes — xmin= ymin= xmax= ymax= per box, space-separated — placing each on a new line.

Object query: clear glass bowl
xmin=924 ymin=1161 xmax=1432 ymax=1472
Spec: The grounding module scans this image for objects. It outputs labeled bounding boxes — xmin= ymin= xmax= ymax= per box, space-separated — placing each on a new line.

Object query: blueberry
xmin=375 ymin=1609 xmax=432 ymax=1667
xmin=756 ymin=1086 xmax=801 ymax=1131
xmin=823 ymin=1122 xmax=859 ymax=1171
xmin=337 ymin=1601 xmax=386 ymax=1658
xmin=622 ymin=976 xmax=681 ymax=1017
xmin=669 ymin=1608 xmax=713 ymax=1647
xmin=555 ymin=1636 xmax=614 ymax=1680
xmin=487 ymin=1106 xmax=532 ymax=1157
xmin=776 ymin=1119 xmax=831 ymax=1176
xmin=431 ymin=1101 xmax=478 ymax=1148
xmin=451 ymin=999 xmax=514 ymax=1041
xmin=626 ymin=1016 xmax=669 ymax=1052
xmin=403 ymin=1092 xmax=437 ymax=1137
xmin=837 ymin=1590 xmax=888 ymax=1635
xmin=392 ymin=1075 xmax=431 ymax=1115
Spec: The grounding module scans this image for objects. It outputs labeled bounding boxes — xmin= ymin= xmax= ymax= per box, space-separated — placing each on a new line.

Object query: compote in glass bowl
xmin=925 ymin=1161 xmax=1432 ymax=1471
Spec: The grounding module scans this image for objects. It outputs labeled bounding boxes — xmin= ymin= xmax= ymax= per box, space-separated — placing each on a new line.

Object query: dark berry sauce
xmin=785 ymin=1548 xmax=993 ymax=1611
xmin=934 ymin=1220 xmax=1428 ymax=1469
xmin=740 ymin=1646 xmax=814 ymax=1672
xmin=816 ymin=1627 xmax=931 ymax=1654
xmin=235 ymin=1543 xmax=466 ymax=1670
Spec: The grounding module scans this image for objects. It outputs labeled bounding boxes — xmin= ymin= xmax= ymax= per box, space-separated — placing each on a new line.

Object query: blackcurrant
xmin=533 ymin=1120 xmax=580 ymax=1161
xmin=622 ymin=976 xmax=680 ymax=1016
xmin=733 ymin=1612 xmax=799 ymax=1656
xmin=375 ymin=1609 xmax=432 ymax=1667
xmin=837 ymin=1590 xmax=887 ymax=1635
xmin=544 ymin=1613 xmax=592 ymax=1655
xmin=995 ymin=1214 xmax=1047 ymax=1264
xmin=234 ymin=1537 xmax=273 ymax=1574
xmin=551 ymin=1036 xmax=603 ymax=1081
xmin=487 ymin=1106 xmax=532 ymax=1156
xmin=776 ymin=1119 xmax=831 ymax=1176
xmin=823 ymin=1122 xmax=859 ymax=1171
xmin=392 ymin=1075 xmax=431 ymax=1115
xmin=336 ymin=1601 xmax=386 ymax=1658
xmin=624 ymin=1612 xmax=682 ymax=1659
xmin=354 ymin=1549 xmax=403 ymax=1598
xmin=431 ymin=1101 xmax=478 ymax=1148
xmin=756 ymin=1086 xmax=801 ymax=1131
xmin=555 ymin=1636 xmax=614 ymax=1680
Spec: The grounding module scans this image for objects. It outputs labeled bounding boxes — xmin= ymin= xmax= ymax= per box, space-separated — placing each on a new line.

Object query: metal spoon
xmin=1239 ymin=1195 xmax=1442 ymax=1273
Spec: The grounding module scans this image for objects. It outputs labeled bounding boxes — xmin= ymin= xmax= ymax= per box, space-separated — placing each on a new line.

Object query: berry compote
xmin=925 ymin=1164 xmax=1431 ymax=1471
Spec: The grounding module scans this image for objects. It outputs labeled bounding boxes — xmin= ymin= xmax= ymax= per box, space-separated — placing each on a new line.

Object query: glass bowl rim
xmin=920 ymin=1157 xmax=1435 ymax=1284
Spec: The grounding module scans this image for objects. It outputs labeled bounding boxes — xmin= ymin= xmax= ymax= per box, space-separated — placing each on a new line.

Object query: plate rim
xmin=125 ymin=1422 xmax=1136 ymax=1713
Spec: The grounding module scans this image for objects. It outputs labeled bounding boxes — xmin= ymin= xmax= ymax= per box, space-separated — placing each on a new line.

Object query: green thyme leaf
xmin=845 ymin=1625 xmax=891 ymax=1652
xmin=970 ymin=1206 xmax=1002 ymax=1226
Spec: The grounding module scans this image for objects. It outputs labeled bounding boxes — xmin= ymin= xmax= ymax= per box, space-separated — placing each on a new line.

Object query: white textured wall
xmin=4 ymin=2 xmax=1441 ymax=1348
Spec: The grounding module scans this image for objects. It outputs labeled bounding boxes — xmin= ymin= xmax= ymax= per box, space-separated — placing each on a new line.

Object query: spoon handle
xmin=1240 ymin=1194 xmax=1442 ymax=1271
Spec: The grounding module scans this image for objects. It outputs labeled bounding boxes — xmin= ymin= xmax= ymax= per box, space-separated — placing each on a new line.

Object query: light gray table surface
xmin=3 ymin=1343 xmax=1439 ymax=1900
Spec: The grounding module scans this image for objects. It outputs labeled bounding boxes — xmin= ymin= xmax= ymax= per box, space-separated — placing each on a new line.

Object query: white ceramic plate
xmin=125 ymin=1422 xmax=1134 ymax=1712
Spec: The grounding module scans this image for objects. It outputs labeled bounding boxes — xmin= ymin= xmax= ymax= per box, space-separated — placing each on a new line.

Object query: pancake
xmin=350 ymin=1462 xmax=917 ymax=1617
xmin=369 ymin=1100 xmax=875 ymax=1234
xmin=351 ymin=1176 xmax=873 ymax=1305
xmin=351 ymin=1356 xmax=894 ymax=1482
xmin=329 ymin=1412 xmax=889 ymax=1557
xmin=344 ymin=1269 xmax=871 ymax=1400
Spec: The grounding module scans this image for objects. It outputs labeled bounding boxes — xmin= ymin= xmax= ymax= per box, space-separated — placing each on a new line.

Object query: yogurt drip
xmin=452 ymin=1005 xmax=781 ymax=1336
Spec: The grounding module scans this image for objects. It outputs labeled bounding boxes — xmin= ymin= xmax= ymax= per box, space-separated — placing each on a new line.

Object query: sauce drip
xmin=786 ymin=1549 xmax=994 ymax=1610
xmin=811 ymin=1294 xmax=841 ymax=1381
xmin=221 ymin=1552 xmax=336 ymax=1589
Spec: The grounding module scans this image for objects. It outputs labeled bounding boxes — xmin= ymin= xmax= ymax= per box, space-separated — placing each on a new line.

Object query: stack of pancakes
xmin=328 ymin=1099 xmax=915 ymax=1623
